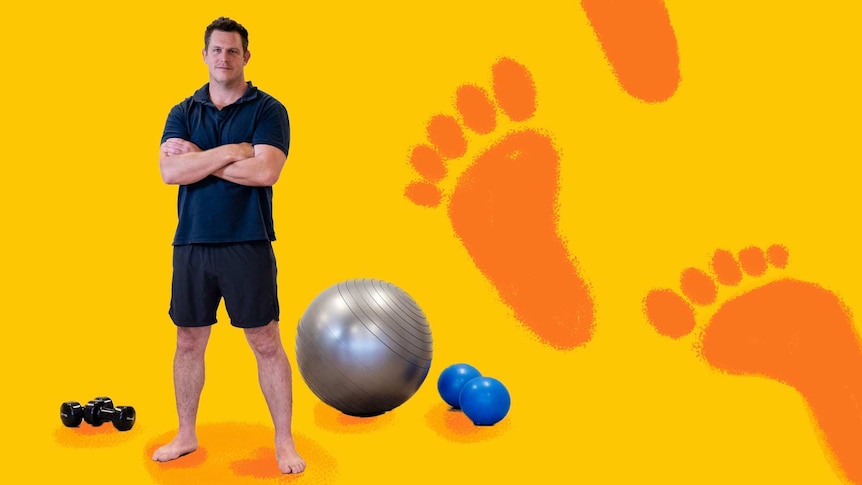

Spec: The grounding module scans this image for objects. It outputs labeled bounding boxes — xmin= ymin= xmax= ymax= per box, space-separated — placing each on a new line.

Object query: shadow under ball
xmin=296 ymin=279 xmax=433 ymax=417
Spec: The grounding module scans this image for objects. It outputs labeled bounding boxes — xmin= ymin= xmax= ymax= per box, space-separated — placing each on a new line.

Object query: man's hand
xmin=162 ymin=138 xmax=202 ymax=157
xmin=212 ymin=144 xmax=287 ymax=187
xmin=232 ymin=142 xmax=255 ymax=161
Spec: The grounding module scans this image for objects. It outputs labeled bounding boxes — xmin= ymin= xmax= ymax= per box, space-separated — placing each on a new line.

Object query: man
xmin=152 ymin=17 xmax=305 ymax=474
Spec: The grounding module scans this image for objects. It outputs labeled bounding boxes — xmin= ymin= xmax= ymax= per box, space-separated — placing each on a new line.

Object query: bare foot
xmin=152 ymin=434 xmax=198 ymax=462
xmin=276 ymin=438 xmax=306 ymax=474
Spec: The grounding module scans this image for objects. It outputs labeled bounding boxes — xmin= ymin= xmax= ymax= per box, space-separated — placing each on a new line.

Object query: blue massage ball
xmin=437 ymin=363 xmax=482 ymax=408
xmin=459 ymin=376 xmax=511 ymax=426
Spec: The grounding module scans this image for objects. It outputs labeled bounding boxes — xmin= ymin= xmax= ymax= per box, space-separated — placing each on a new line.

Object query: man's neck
xmin=208 ymin=79 xmax=248 ymax=110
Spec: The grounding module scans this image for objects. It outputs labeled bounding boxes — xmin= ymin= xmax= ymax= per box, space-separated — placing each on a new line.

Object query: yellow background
xmin=2 ymin=0 xmax=859 ymax=483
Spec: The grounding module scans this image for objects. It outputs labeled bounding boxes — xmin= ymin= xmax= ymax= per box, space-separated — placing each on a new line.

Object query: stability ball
xmin=295 ymin=279 xmax=433 ymax=417
xmin=459 ymin=377 xmax=511 ymax=426
xmin=437 ymin=363 xmax=482 ymax=409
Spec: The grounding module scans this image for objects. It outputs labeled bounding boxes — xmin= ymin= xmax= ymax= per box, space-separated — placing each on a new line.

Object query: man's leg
xmin=244 ymin=320 xmax=306 ymax=474
xmin=152 ymin=325 xmax=212 ymax=462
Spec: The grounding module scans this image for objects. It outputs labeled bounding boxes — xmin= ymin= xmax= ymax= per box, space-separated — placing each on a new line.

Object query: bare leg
xmin=152 ymin=326 xmax=211 ymax=462
xmin=245 ymin=320 xmax=306 ymax=474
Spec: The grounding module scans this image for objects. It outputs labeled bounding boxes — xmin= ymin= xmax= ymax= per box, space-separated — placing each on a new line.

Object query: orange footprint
xmin=405 ymin=58 xmax=594 ymax=350
xmin=581 ymin=0 xmax=680 ymax=102
xmin=644 ymin=245 xmax=862 ymax=485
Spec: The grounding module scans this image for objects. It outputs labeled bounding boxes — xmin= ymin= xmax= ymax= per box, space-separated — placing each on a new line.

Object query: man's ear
xmin=244 ymin=49 xmax=251 ymax=65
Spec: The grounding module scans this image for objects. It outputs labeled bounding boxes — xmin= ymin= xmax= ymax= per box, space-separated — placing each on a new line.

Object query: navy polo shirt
xmin=161 ymin=82 xmax=289 ymax=245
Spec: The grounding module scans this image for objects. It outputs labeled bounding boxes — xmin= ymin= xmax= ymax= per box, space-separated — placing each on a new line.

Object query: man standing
xmin=152 ymin=17 xmax=305 ymax=474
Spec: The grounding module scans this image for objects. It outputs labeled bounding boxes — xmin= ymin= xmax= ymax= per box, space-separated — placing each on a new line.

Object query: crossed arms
xmin=159 ymin=138 xmax=286 ymax=187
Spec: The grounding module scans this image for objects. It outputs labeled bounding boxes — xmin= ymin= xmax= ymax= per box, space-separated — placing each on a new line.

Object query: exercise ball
xmin=459 ymin=376 xmax=511 ymax=426
xmin=295 ymin=279 xmax=433 ymax=417
xmin=437 ymin=363 xmax=482 ymax=409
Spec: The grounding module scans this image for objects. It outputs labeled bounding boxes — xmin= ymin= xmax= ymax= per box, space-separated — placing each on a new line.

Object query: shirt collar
xmin=192 ymin=81 xmax=259 ymax=107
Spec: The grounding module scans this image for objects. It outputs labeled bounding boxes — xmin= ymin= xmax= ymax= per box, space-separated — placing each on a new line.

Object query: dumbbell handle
xmin=99 ymin=405 xmax=136 ymax=431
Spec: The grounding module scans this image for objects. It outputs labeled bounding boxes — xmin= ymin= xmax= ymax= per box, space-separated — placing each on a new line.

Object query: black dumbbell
xmin=60 ymin=396 xmax=136 ymax=431
xmin=60 ymin=401 xmax=84 ymax=427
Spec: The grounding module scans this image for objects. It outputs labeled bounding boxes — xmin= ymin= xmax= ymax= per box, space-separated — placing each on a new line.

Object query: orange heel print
xmin=644 ymin=245 xmax=862 ymax=484
xmin=581 ymin=0 xmax=680 ymax=102
xmin=405 ymin=58 xmax=594 ymax=350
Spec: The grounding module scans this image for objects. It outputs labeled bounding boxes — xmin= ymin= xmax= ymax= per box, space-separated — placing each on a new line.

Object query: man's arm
xmin=159 ymin=139 xmax=254 ymax=185
xmin=211 ymin=144 xmax=287 ymax=187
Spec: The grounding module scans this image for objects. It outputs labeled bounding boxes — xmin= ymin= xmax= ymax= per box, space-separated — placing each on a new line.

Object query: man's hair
xmin=204 ymin=17 xmax=249 ymax=52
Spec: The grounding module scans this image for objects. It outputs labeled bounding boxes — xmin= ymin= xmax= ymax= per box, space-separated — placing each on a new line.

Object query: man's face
xmin=203 ymin=30 xmax=250 ymax=85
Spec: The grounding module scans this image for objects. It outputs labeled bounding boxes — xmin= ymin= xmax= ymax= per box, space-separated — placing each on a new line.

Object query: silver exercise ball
xmin=296 ymin=279 xmax=433 ymax=417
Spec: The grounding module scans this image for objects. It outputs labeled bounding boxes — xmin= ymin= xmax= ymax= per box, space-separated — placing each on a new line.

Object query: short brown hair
xmin=204 ymin=17 xmax=249 ymax=52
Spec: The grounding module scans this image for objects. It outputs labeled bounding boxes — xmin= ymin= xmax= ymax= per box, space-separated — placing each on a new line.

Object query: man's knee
xmin=176 ymin=326 xmax=211 ymax=354
xmin=245 ymin=320 xmax=283 ymax=357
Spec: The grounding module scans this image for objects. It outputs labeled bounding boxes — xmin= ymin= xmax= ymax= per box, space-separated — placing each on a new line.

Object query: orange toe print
xmin=456 ymin=85 xmax=496 ymax=134
xmin=581 ymin=0 xmax=680 ymax=102
xmin=404 ymin=181 xmax=442 ymax=208
xmin=679 ymin=268 xmax=716 ymax=306
xmin=427 ymin=115 xmax=467 ymax=159
xmin=491 ymin=59 xmax=537 ymax=121
xmin=404 ymin=58 xmax=594 ymax=349
xmin=711 ymin=249 xmax=742 ymax=286
xmin=643 ymin=289 xmax=695 ymax=339
xmin=409 ymin=145 xmax=446 ymax=182
xmin=766 ymin=243 xmax=789 ymax=268
xmin=643 ymin=245 xmax=862 ymax=485
xmin=738 ymin=246 xmax=768 ymax=276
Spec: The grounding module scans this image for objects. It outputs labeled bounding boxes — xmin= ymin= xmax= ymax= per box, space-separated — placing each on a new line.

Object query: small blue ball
xmin=437 ymin=363 xmax=482 ymax=408
xmin=459 ymin=376 xmax=511 ymax=426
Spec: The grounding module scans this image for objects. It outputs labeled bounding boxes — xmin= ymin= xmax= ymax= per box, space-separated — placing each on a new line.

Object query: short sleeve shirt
xmin=161 ymin=82 xmax=289 ymax=245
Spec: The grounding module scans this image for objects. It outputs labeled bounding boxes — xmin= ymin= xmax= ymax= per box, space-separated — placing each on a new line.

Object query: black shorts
xmin=169 ymin=241 xmax=280 ymax=328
